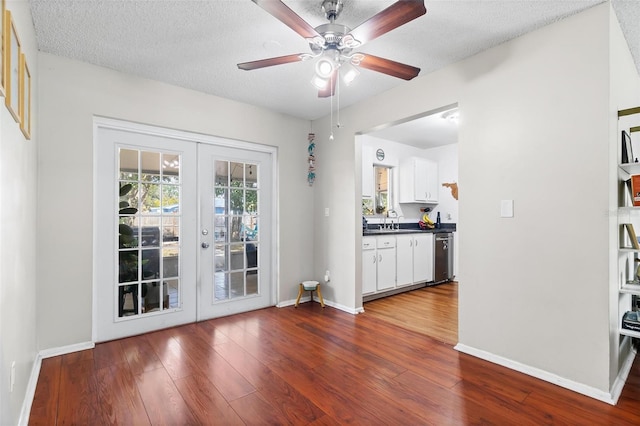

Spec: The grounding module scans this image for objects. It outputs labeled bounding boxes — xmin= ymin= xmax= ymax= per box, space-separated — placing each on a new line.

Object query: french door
xmin=197 ymin=144 xmax=272 ymax=320
xmin=95 ymin=120 xmax=274 ymax=342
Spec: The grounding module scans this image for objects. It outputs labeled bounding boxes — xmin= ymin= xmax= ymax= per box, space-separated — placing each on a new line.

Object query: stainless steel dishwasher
xmin=433 ymin=233 xmax=453 ymax=284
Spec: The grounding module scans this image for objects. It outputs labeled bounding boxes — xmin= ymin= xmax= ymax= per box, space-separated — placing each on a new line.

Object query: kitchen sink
xmin=363 ymin=228 xmax=427 ymax=235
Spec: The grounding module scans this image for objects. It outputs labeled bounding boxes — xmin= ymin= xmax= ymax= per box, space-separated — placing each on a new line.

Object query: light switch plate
xmin=500 ymin=200 xmax=514 ymax=218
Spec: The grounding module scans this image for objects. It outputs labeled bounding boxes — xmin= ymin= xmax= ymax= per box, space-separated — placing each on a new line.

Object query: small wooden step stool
xmin=295 ymin=280 xmax=325 ymax=308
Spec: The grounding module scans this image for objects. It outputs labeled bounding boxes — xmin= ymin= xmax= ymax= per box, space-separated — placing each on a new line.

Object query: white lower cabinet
xmin=362 ymin=235 xmax=396 ymax=294
xmin=413 ymin=234 xmax=434 ymax=283
xmin=376 ymin=236 xmax=396 ymax=291
xmin=396 ymin=235 xmax=414 ymax=287
xmin=363 ymin=232 xmax=435 ymax=298
xmin=396 ymin=233 xmax=434 ymax=287
xmin=362 ymin=237 xmax=377 ymax=295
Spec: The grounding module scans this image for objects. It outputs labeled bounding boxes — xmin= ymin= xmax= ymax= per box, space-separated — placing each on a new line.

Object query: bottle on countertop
xmin=435 ymin=212 xmax=441 ymax=229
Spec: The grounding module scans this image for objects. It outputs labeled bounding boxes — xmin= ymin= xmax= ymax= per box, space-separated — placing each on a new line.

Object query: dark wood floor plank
xmin=56 ymin=358 xmax=97 ymax=425
xmin=93 ymin=363 xmax=151 ymax=425
xmin=173 ymin=330 xmax=256 ymax=401
xmin=315 ymin=353 xmax=455 ymax=425
xmin=135 ymin=367 xmax=198 ymax=425
xmin=93 ymin=339 xmax=127 ymax=370
xmin=29 ymin=286 xmax=640 ymax=425
xmin=522 ymin=387 xmax=640 ymax=425
xmin=29 ymin=357 xmax=61 ymax=425
xmin=229 ymin=391 xmax=293 ymax=426
xmin=143 ymin=329 xmax=201 ymax=380
xmin=267 ymin=357 xmax=381 ymax=424
xmin=214 ymin=338 xmax=327 ymax=424
xmin=120 ymin=334 xmax=164 ymax=375
xmin=60 ymin=348 xmax=93 ymax=365
xmin=174 ymin=373 xmax=245 ymax=426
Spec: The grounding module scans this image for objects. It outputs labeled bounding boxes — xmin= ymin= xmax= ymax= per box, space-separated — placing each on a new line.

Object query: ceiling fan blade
xmin=318 ymin=69 xmax=338 ymax=98
xmin=237 ymin=53 xmax=305 ymax=70
xmin=355 ymin=53 xmax=420 ymax=80
xmin=344 ymin=0 xmax=426 ymax=47
xmin=252 ymin=0 xmax=322 ymax=41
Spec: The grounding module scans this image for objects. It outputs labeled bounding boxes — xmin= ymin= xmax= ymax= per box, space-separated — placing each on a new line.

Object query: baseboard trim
xmin=17 ymin=354 xmax=41 ymax=426
xmin=18 ymin=341 xmax=95 ymax=425
xmin=322 ymin=299 xmax=365 ymax=314
xmin=39 ymin=341 xmax=95 ymax=359
xmin=277 ymin=297 xmax=364 ymax=314
xmin=610 ymin=338 xmax=637 ymax=405
xmin=454 ymin=343 xmax=618 ymax=405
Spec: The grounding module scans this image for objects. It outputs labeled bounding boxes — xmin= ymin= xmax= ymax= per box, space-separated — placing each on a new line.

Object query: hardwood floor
xmin=364 ymin=281 xmax=458 ymax=345
xmin=30 ymin=293 xmax=640 ymax=425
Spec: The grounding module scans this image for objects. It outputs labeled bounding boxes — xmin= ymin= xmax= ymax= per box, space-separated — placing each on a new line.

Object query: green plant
xmin=119 ymin=183 xmax=139 ymax=283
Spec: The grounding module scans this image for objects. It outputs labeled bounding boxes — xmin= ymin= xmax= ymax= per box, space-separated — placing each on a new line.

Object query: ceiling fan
xmin=237 ymin=0 xmax=427 ymax=98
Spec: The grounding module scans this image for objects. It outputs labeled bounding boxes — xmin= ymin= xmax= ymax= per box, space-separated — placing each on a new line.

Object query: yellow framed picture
xmin=4 ymin=9 xmax=19 ymax=122
xmin=19 ymin=53 xmax=30 ymax=139
xmin=0 ymin=0 xmax=5 ymax=97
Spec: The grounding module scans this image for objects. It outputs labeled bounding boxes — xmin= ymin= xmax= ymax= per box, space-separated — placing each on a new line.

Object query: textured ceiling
xmin=29 ymin=0 xmax=639 ymax=123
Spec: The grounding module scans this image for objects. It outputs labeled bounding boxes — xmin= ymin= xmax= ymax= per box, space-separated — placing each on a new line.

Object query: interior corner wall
xmin=0 ymin=3 xmax=38 ymax=425
xmin=313 ymin=2 xmax=615 ymax=393
xmin=36 ymin=53 xmax=313 ymax=350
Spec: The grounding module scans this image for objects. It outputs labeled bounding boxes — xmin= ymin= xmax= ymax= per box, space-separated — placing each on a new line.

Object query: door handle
xmin=201 ymin=242 xmax=210 ymax=249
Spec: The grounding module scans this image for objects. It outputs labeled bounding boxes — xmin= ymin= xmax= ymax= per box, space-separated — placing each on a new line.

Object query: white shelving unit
xmin=618 ymin=108 xmax=640 ymax=339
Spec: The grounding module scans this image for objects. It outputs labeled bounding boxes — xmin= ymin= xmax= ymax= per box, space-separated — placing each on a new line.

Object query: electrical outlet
xmin=10 ymin=361 xmax=15 ymax=392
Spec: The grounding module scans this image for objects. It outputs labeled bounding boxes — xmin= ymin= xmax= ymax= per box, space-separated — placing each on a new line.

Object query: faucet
xmin=395 ymin=215 xmax=404 ymax=230
xmin=386 ymin=210 xmax=397 ymax=230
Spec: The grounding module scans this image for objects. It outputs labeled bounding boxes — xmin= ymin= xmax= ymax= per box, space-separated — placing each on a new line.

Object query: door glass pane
xmin=230 ymin=189 xmax=243 ymax=213
xmin=212 ymin=159 xmax=261 ymax=302
xmin=162 ymin=153 xmax=180 ymax=184
xmin=230 ymin=162 xmax=243 ymax=187
xmin=141 ymin=151 xmax=160 ymax=182
xmin=215 ymin=161 xmax=229 ymax=186
xmin=117 ymin=147 xmax=183 ymax=319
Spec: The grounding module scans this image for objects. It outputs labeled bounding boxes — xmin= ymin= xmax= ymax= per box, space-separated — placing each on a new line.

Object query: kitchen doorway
xmin=359 ymin=104 xmax=459 ymax=343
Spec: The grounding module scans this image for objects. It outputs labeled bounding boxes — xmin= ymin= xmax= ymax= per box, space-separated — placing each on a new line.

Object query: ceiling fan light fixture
xmin=311 ymin=74 xmax=329 ymax=90
xmin=342 ymin=62 xmax=360 ymax=85
xmin=315 ymin=57 xmax=335 ymax=78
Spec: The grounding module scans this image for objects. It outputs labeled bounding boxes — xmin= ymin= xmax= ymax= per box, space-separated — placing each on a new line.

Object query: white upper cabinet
xmin=399 ymin=157 xmax=439 ymax=203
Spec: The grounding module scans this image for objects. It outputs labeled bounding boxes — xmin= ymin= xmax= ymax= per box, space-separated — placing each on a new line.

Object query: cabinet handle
xmin=379 ymin=254 xmax=382 ymax=262
xmin=373 ymin=255 xmax=376 ymax=263
xmin=415 ymin=240 xmax=418 ymax=246
xmin=410 ymin=240 xmax=413 ymax=247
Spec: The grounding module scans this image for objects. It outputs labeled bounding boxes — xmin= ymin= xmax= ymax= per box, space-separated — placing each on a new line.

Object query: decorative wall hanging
xmin=0 ymin=0 xmax=5 ymax=97
xmin=19 ymin=53 xmax=30 ymax=139
xmin=5 ymin=9 xmax=19 ymax=123
xmin=442 ymin=182 xmax=458 ymax=200
xmin=307 ymin=133 xmax=316 ymax=186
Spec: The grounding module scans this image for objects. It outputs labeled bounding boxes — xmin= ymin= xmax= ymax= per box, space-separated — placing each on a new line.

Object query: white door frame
xmin=92 ymin=117 xmax=279 ymax=342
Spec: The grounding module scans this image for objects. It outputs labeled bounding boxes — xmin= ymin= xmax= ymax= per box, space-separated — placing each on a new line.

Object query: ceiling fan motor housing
xmin=322 ymin=0 xmax=344 ymax=22
xmin=310 ymin=23 xmax=353 ymax=55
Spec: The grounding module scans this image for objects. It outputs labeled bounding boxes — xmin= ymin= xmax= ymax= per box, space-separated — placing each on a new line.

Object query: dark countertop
xmin=363 ymin=223 xmax=456 ymax=236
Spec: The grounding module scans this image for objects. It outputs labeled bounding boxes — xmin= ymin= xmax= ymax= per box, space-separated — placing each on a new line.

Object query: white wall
xmin=0 ymin=2 xmax=38 ymax=424
xmin=36 ymin=53 xmax=314 ymax=350
xmin=313 ymin=3 xmax=620 ymax=394
xmin=426 ymin=144 xmax=459 ymax=225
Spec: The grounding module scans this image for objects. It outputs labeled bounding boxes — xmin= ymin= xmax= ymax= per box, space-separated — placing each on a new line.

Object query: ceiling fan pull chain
xmin=329 ymin=72 xmax=334 ymax=141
